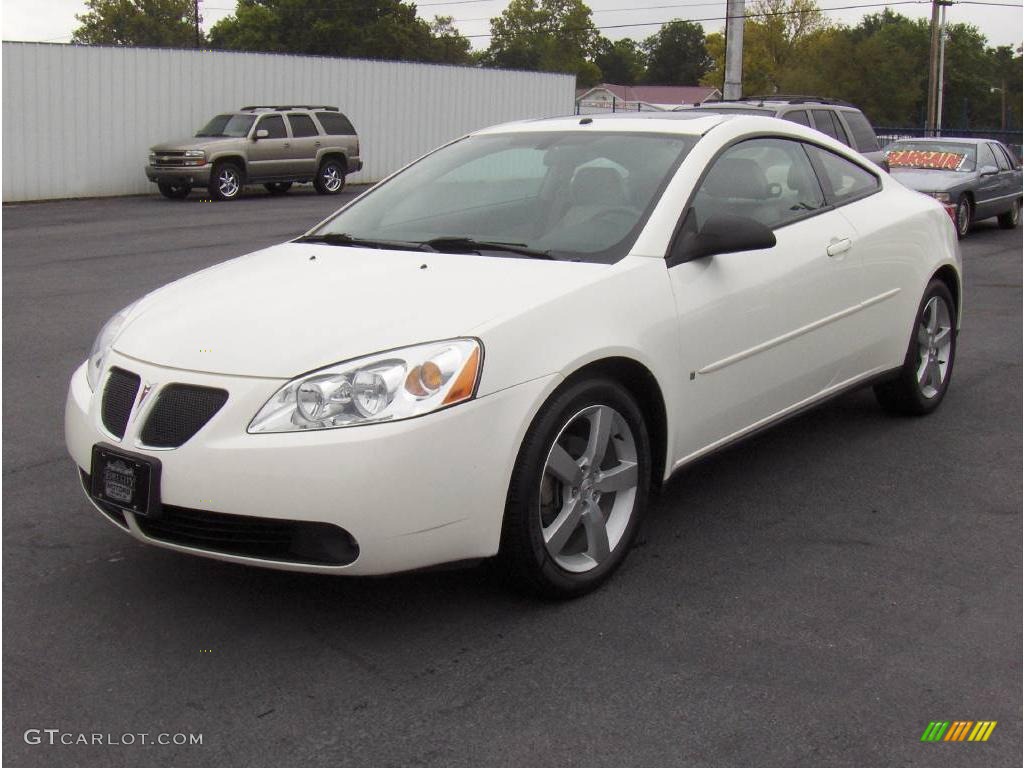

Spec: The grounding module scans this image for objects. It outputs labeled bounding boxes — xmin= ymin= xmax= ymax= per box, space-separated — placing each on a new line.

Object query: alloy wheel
xmin=218 ymin=168 xmax=240 ymax=198
xmin=956 ymin=199 xmax=970 ymax=236
xmin=916 ymin=295 xmax=952 ymax=398
xmin=321 ymin=165 xmax=343 ymax=192
xmin=539 ymin=404 xmax=638 ymax=573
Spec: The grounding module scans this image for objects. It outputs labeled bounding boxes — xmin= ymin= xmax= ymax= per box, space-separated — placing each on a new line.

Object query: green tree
xmin=483 ymin=0 xmax=602 ymax=85
xmin=642 ymin=20 xmax=712 ymax=85
xmin=72 ymin=0 xmax=201 ymax=47
xmin=209 ymin=0 xmax=472 ymax=64
xmin=594 ymin=37 xmax=646 ymax=84
xmin=429 ymin=16 xmax=473 ymax=65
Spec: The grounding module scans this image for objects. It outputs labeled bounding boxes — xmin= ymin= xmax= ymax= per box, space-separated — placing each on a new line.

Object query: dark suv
xmin=677 ymin=96 xmax=886 ymax=168
xmin=146 ymin=105 xmax=363 ymax=200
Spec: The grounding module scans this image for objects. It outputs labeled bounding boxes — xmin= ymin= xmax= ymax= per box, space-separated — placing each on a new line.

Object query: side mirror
xmin=979 ymin=165 xmax=999 ymax=177
xmin=254 ymin=129 xmax=269 ymax=140
xmin=669 ymin=212 xmax=777 ymax=265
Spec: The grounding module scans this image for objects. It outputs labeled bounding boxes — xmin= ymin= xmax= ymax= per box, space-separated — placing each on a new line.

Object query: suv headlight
xmin=929 ymin=192 xmax=952 ymax=203
xmin=148 ymin=151 xmax=156 ymax=163
xmin=86 ymin=301 xmax=139 ymax=391
xmin=248 ymin=339 xmax=483 ymax=433
xmin=184 ymin=150 xmax=205 ymax=158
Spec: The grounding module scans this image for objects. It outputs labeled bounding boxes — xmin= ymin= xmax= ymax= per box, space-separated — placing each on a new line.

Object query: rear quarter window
xmin=807 ymin=145 xmax=880 ymax=205
xmin=316 ymin=112 xmax=357 ymax=136
xmin=841 ymin=111 xmax=880 ymax=153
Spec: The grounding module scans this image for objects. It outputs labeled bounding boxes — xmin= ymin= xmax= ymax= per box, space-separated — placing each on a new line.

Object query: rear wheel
xmin=157 ymin=182 xmax=191 ymax=200
xmin=874 ymin=279 xmax=957 ymax=415
xmin=997 ymin=198 xmax=1021 ymax=229
xmin=499 ymin=378 xmax=650 ymax=598
xmin=314 ymin=159 xmax=345 ymax=195
xmin=954 ymin=194 xmax=972 ymax=239
xmin=208 ymin=162 xmax=243 ymax=201
xmin=264 ymin=182 xmax=292 ymax=195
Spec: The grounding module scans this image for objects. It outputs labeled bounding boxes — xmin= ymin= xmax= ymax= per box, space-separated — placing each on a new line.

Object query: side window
xmin=782 ymin=110 xmax=810 ymax=127
xmin=999 ymin=144 xmax=1020 ymax=168
xmin=807 ymin=145 xmax=880 ymax=204
xmin=977 ymin=142 xmax=997 ymax=169
xmin=316 ymin=112 xmax=357 ymax=136
xmin=841 ymin=111 xmax=880 ymax=152
xmin=257 ymin=114 xmax=287 ymax=139
xmin=828 ymin=112 xmax=852 ymax=146
xmin=287 ymin=114 xmax=319 ymax=138
xmin=811 ymin=110 xmax=839 ymax=140
xmin=691 ymin=138 xmax=827 ymax=230
xmin=990 ymin=143 xmax=1010 ymax=171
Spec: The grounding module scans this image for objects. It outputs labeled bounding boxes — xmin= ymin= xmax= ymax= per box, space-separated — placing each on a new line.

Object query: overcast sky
xmin=3 ymin=0 xmax=1021 ymax=52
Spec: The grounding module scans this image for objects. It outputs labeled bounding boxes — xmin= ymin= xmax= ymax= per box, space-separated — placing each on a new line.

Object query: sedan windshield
xmin=196 ymin=114 xmax=256 ymax=138
xmin=886 ymin=142 xmax=977 ymax=171
xmin=309 ymin=131 xmax=697 ymax=262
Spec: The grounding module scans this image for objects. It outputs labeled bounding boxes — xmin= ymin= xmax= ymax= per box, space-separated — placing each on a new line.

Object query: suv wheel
xmin=264 ymin=182 xmax=292 ymax=195
xmin=314 ymin=159 xmax=346 ymax=195
xmin=209 ymin=162 xmax=243 ymax=201
xmin=158 ymin=182 xmax=191 ymax=200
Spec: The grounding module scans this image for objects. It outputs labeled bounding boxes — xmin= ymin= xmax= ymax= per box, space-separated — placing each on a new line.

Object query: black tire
xmin=314 ymin=158 xmax=346 ymax=195
xmin=997 ymin=197 xmax=1021 ymax=229
xmin=954 ymin=194 xmax=972 ymax=239
xmin=208 ymin=162 xmax=243 ymax=201
xmin=264 ymin=182 xmax=293 ymax=195
xmin=157 ymin=182 xmax=191 ymax=200
xmin=499 ymin=378 xmax=651 ymax=599
xmin=874 ymin=279 xmax=957 ymax=416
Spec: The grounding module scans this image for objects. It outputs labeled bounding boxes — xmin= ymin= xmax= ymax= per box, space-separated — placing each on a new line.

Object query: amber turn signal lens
xmin=405 ymin=366 xmax=429 ymax=396
xmin=442 ymin=346 xmax=481 ymax=405
xmin=421 ymin=361 xmax=443 ymax=390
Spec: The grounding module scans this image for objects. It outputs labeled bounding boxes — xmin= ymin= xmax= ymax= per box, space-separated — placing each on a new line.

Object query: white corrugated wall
xmin=1 ymin=42 xmax=576 ymax=202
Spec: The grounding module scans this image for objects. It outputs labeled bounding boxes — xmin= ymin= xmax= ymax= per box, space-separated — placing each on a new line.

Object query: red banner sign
xmin=887 ymin=150 xmax=966 ymax=170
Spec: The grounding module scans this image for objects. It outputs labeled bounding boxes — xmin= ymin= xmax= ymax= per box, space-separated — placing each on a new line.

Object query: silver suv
xmin=677 ymin=96 xmax=886 ymax=168
xmin=146 ymin=105 xmax=362 ymax=200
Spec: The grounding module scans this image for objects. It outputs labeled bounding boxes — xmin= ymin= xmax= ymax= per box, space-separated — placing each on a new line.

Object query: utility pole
xmin=925 ymin=0 xmax=952 ymax=134
xmin=194 ymin=0 xmax=201 ymax=48
xmin=723 ymin=0 xmax=745 ymax=100
xmin=936 ymin=1 xmax=947 ymax=134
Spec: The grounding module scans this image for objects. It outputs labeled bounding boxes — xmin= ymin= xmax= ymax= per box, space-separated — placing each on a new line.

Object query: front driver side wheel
xmin=874 ymin=279 xmax=957 ymax=415
xmin=499 ymin=378 xmax=651 ymax=598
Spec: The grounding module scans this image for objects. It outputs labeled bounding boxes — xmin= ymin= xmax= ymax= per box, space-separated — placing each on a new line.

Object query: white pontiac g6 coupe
xmin=65 ymin=113 xmax=962 ymax=597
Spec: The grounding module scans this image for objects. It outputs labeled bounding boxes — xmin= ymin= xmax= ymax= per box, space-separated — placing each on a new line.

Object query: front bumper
xmin=65 ymin=354 xmax=557 ymax=575
xmin=145 ymin=164 xmax=211 ymax=186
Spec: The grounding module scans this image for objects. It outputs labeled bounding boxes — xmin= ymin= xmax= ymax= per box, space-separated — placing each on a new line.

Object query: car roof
xmin=476 ymin=111 xmax=731 ymax=137
xmin=889 ymin=137 xmax=995 ymax=146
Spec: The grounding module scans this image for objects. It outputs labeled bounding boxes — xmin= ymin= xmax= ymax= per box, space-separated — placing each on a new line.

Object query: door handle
xmin=283 ymin=142 xmax=291 ymax=148
xmin=826 ymin=237 xmax=852 ymax=258
xmin=314 ymin=141 xmax=322 ymax=147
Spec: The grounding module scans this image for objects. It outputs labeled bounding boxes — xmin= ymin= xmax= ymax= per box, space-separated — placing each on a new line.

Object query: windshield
xmin=309 ymin=131 xmax=697 ymax=262
xmin=196 ymin=114 xmax=256 ymax=138
xmin=886 ymin=142 xmax=976 ymax=171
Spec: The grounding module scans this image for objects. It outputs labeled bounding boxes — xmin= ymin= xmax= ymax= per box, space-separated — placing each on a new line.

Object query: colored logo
xmin=921 ymin=721 xmax=997 ymax=742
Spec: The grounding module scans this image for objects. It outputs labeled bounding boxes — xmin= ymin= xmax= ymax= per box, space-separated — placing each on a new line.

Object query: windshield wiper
xmin=295 ymin=233 xmax=427 ymax=252
xmin=421 ymin=237 xmax=555 ymax=260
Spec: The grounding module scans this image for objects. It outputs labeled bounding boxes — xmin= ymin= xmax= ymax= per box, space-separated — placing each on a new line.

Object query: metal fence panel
xmin=1 ymin=42 xmax=575 ymax=202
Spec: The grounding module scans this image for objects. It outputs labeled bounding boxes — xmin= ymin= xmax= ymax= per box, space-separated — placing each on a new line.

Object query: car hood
xmin=890 ymin=168 xmax=973 ymax=193
xmin=114 ymin=242 xmax=605 ymax=378
xmin=150 ymin=137 xmax=241 ymax=152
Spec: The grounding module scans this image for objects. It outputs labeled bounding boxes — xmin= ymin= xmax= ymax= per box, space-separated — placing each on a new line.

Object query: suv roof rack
xmin=240 ymin=105 xmax=340 ymax=112
xmin=728 ymin=95 xmax=854 ymax=107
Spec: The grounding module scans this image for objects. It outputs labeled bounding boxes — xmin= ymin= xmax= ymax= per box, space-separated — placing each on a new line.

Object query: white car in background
xmin=65 ymin=113 xmax=962 ymax=597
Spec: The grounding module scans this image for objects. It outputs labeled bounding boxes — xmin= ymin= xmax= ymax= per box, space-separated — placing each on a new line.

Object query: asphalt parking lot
xmin=3 ymin=187 xmax=1021 ymax=767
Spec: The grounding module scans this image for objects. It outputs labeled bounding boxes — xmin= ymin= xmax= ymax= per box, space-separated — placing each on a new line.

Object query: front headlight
xmin=929 ymin=192 xmax=952 ymax=203
xmin=86 ymin=301 xmax=139 ymax=391
xmin=148 ymin=151 xmax=156 ymax=164
xmin=184 ymin=149 xmax=205 ymax=158
xmin=248 ymin=339 xmax=483 ymax=433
